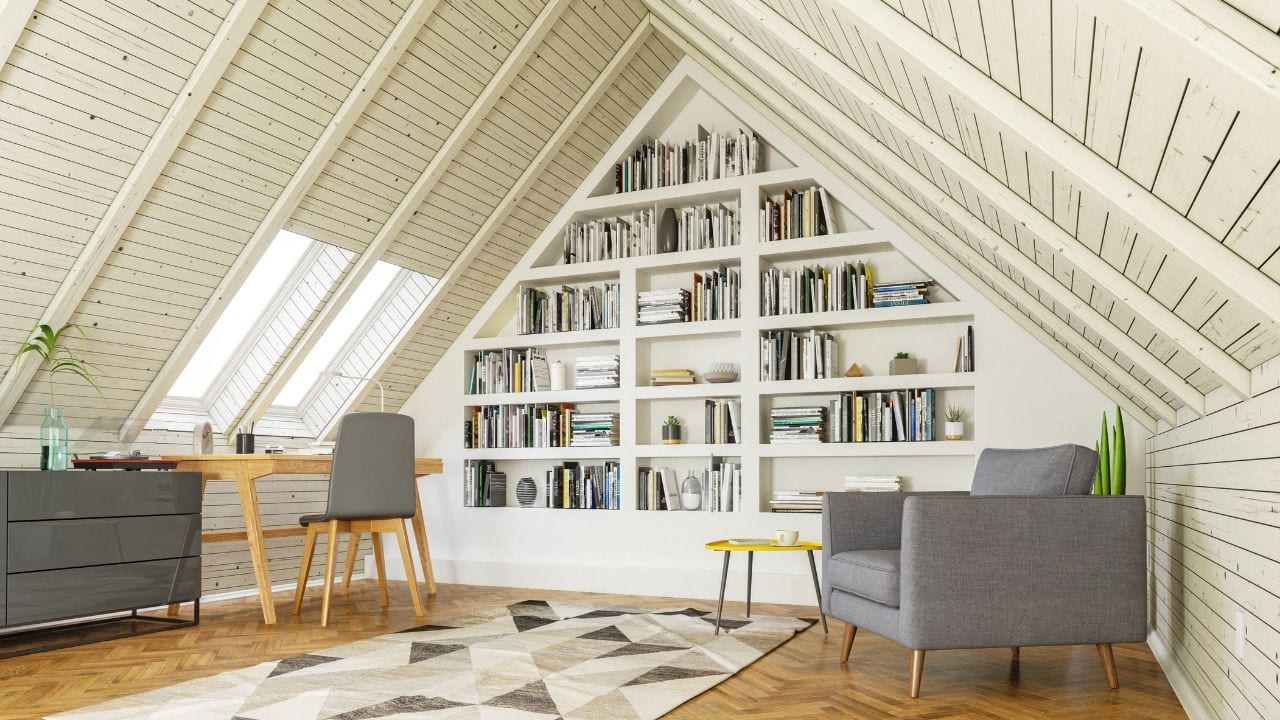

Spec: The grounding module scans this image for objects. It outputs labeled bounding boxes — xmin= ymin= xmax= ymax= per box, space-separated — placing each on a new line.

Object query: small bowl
xmin=703 ymin=371 xmax=738 ymax=383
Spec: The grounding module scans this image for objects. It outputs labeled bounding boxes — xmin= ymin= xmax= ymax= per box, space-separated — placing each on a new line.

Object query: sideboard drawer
xmin=7 ymin=471 xmax=201 ymax=520
xmin=8 ymin=514 xmax=200 ymax=573
xmin=6 ymin=557 xmax=200 ymax=625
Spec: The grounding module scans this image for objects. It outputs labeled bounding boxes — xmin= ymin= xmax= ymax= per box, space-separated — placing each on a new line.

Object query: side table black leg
xmin=807 ymin=549 xmax=828 ymax=634
xmin=715 ymin=551 xmax=731 ymax=635
xmin=746 ymin=551 xmax=753 ymax=618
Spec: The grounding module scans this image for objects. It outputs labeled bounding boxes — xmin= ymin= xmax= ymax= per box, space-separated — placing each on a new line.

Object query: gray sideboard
xmin=1 ymin=470 xmax=202 ymax=629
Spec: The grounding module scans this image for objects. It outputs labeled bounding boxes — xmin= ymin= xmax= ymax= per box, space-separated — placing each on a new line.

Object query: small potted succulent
xmin=944 ymin=405 xmax=965 ymax=440
xmin=889 ymin=351 xmax=917 ymax=375
xmin=661 ymin=415 xmax=682 ymax=444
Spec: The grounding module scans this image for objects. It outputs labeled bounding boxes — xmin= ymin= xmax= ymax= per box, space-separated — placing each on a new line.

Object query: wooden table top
xmin=705 ymin=539 xmax=821 ymax=552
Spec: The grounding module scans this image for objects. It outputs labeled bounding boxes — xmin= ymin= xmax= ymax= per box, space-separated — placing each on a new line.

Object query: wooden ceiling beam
xmin=649 ymin=2 xmax=1172 ymax=428
xmin=0 ymin=0 xmax=269 ymax=429
xmin=232 ymin=0 xmax=575 ymax=433
xmin=118 ymin=0 xmax=441 ymax=441
xmin=0 ymin=0 xmax=38 ymax=69
xmin=818 ymin=0 xmax=1263 ymax=397
xmin=313 ymin=17 xmax=658 ymax=439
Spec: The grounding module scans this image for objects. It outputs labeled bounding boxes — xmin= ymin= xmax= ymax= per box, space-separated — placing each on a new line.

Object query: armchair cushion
xmin=828 ymin=550 xmax=900 ymax=607
xmin=970 ymin=444 xmax=1097 ymax=496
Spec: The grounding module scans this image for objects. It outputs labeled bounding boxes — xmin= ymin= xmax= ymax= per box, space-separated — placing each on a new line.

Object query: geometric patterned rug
xmin=51 ymin=600 xmax=814 ymax=719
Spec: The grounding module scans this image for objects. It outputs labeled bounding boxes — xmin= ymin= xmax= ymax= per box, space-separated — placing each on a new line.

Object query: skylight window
xmin=274 ymin=260 xmax=401 ymax=407
xmin=167 ymin=231 xmax=314 ymax=399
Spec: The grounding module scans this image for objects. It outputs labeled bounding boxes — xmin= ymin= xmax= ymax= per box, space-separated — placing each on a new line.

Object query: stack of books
xmin=954 ymin=325 xmax=975 ymax=372
xmin=770 ymin=491 xmax=823 ymax=513
xmin=637 ymin=288 xmax=690 ymax=325
xmin=844 ymin=475 xmax=901 ymax=492
xmin=574 ymin=355 xmax=619 ymax=389
xmin=517 ymin=282 xmax=620 ymax=334
xmin=761 ymin=185 xmax=837 ymax=241
xmin=613 ymin=128 xmax=760 ymax=193
xmin=770 ymin=406 xmax=828 ymax=443
xmin=547 ymin=461 xmax=620 ymax=510
xmin=704 ymin=398 xmax=741 ymax=444
xmin=570 ymin=412 xmax=619 ymax=447
xmin=467 ymin=348 xmax=549 ymax=394
xmin=760 ymin=261 xmax=872 ymax=316
xmin=691 ymin=267 xmax=740 ymax=321
xmin=466 ymin=403 xmax=572 ymax=448
xmin=562 ymin=209 xmax=656 ymax=263
xmin=650 ymin=368 xmax=695 ymax=386
xmin=872 ymin=279 xmax=933 ymax=308
xmin=760 ymin=329 xmax=838 ymax=380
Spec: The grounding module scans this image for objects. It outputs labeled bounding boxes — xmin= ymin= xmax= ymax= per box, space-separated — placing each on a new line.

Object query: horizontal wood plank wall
xmin=1147 ymin=356 xmax=1280 ymax=720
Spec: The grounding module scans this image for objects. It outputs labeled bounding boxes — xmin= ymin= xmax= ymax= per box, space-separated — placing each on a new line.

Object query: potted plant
xmin=661 ymin=415 xmax=682 ymax=444
xmin=944 ymin=405 xmax=965 ymax=440
xmin=14 ymin=324 xmax=102 ymax=470
xmin=890 ymin=351 xmax=917 ymax=375
xmin=1094 ymin=406 xmax=1126 ymax=494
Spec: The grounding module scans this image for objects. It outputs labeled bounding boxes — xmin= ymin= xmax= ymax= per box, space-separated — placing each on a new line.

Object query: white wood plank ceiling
xmin=0 ymin=0 xmax=1276 ymax=434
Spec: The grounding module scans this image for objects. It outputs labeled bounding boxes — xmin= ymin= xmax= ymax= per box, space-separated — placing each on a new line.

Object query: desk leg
xmin=238 ymin=468 xmax=277 ymax=625
xmin=746 ymin=551 xmax=753 ymax=618
xmin=806 ymin=549 xmax=827 ymax=634
xmin=714 ymin=551 xmax=730 ymax=636
xmin=411 ymin=491 xmax=436 ymax=596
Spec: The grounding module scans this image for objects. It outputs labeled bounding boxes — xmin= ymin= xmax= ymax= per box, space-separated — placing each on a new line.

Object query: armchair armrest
xmin=822 ymin=491 xmax=967 ymax=556
xmin=898 ymin=495 xmax=1146 ymax=650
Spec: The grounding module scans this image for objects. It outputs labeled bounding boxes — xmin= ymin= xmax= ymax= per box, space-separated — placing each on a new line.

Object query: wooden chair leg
xmin=292 ymin=524 xmax=318 ymax=615
xmin=909 ymin=650 xmax=926 ymax=698
xmin=341 ymin=532 xmax=362 ymax=588
xmin=320 ymin=520 xmax=339 ymax=627
xmin=371 ymin=531 xmax=389 ymax=607
xmin=840 ymin=624 xmax=857 ymax=664
xmin=393 ymin=521 xmax=425 ymax=616
xmin=1097 ymin=643 xmax=1119 ymax=689
xmin=1011 ymin=646 xmax=1020 ymax=660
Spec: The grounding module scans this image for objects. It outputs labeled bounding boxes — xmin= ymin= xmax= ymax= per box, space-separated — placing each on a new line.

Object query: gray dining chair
xmin=292 ymin=412 xmax=425 ymax=626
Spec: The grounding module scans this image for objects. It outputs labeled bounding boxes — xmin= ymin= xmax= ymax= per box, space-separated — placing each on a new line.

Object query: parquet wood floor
xmin=0 ymin=582 xmax=1185 ymax=719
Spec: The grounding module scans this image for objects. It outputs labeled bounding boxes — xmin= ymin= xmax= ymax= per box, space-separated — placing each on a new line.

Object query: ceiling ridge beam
xmin=0 ymin=0 xmax=269 ymax=430
xmin=0 ymin=0 xmax=38 ymax=69
xmin=313 ymin=16 xmax=657 ymax=438
xmin=820 ymin=0 xmax=1271 ymax=394
xmin=119 ymin=0 xmax=441 ymax=441
xmin=732 ymin=0 xmax=1251 ymax=400
xmin=649 ymin=3 xmax=1172 ymax=428
xmin=234 ymin=0 xmax=575 ymax=432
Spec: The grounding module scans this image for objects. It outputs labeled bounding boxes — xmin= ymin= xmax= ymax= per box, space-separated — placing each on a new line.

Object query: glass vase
xmin=680 ymin=470 xmax=702 ymax=511
xmin=40 ymin=407 xmax=69 ymax=471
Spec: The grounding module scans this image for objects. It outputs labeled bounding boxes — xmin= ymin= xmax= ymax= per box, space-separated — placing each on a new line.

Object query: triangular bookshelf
xmin=459 ymin=57 xmax=980 ymax=518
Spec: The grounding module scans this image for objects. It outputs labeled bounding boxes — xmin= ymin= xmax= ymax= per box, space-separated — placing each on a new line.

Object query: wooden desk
xmin=161 ymin=454 xmax=443 ymax=625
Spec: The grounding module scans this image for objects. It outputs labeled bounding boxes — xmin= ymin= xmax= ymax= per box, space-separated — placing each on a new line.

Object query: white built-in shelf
xmin=634 ymin=318 xmax=743 ymax=339
xmin=633 ymin=382 xmax=742 ymax=399
xmin=463 ymin=388 xmax=619 ymax=406
xmin=578 ymin=167 xmax=810 ymax=214
xmin=759 ymin=441 xmax=977 ymax=457
xmin=526 ymin=244 xmax=745 ymax=284
xmin=757 ymin=231 xmax=889 ymax=261
xmin=462 ymin=447 xmax=622 ymax=461
xmin=466 ymin=328 xmax=621 ymax=351
xmin=634 ymin=443 xmax=744 ymax=457
xmin=758 ymin=372 xmax=976 ymax=395
xmin=757 ymin=303 xmax=973 ymax=331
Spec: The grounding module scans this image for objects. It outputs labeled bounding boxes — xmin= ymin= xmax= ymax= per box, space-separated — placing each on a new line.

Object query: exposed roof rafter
xmin=317 ymin=17 xmax=658 ymax=437
xmin=0 ymin=0 xmax=270 ymax=429
xmin=648 ymin=2 xmax=1171 ymax=428
xmin=118 ymin=0 xmax=442 ymax=442
xmin=0 ymin=0 xmax=38 ymax=68
xmin=234 ymin=0 xmax=576 ymax=433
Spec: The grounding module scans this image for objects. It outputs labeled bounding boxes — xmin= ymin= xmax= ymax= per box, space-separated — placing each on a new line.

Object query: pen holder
xmin=235 ymin=432 xmax=255 ymax=454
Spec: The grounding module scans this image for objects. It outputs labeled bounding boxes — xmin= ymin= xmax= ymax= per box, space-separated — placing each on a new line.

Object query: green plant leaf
xmin=1112 ymin=406 xmax=1126 ymax=495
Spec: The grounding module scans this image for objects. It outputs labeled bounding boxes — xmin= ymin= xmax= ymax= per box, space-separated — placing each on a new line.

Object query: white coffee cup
xmin=775 ymin=529 xmax=799 ymax=545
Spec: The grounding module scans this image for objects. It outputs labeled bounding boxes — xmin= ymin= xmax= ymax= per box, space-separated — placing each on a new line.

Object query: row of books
xmin=467 ymin=348 xmax=550 ymax=395
xmin=769 ymin=406 xmax=826 ymax=444
xmin=760 ymin=261 xmax=873 ymax=316
xmin=668 ymin=203 xmax=740 ymax=253
xmin=954 ymin=325 xmax=975 ymax=372
xmin=465 ymin=404 xmax=575 ymax=449
xmin=570 ymin=412 xmax=619 ymax=447
xmin=828 ymin=389 xmax=938 ymax=443
xmin=704 ymin=398 xmax=741 ymax=445
xmin=761 ymin=186 xmax=836 ymax=241
xmin=613 ymin=129 xmax=760 ymax=193
xmin=690 ymin=266 xmax=740 ymax=322
xmin=760 ymin=329 xmax=838 ymax=381
xmin=872 ymin=279 xmax=933 ymax=308
xmin=637 ymin=460 xmax=744 ymax=511
xmin=546 ymin=462 xmax=621 ymax=510
xmin=574 ymin=355 xmax=619 ymax=390
xmin=769 ymin=490 xmax=821 ymax=513
xmin=463 ymin=461 xmax=504 ymax=507
xmin=516 ymin=283 xmax=620 ymax=335
xmin=561 ymin=210 xmax=657 ymax=264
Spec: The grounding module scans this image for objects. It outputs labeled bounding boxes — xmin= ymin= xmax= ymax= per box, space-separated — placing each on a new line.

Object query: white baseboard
xmin=1147 ymin=630 xmax=1213 ymax=720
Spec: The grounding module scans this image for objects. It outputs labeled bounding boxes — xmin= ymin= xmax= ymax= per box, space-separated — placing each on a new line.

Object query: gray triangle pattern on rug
xmin=52 ymin=601 xmax=811 ymax=720
xmin=699 ymin=617 xmax=752 ymax=631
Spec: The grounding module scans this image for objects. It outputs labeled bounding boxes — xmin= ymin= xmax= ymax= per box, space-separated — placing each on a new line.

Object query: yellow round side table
xmin=704 ymin=539 xmax=827 ymax=635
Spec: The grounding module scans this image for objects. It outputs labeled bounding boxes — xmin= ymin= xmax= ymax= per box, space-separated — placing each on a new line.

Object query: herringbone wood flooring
xmin=0 ymin=582 xmax=1185 ymax=719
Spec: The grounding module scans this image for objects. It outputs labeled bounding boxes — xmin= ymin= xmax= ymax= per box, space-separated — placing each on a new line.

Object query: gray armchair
xmin=822 ymin=444 xmax=1146 ymax=697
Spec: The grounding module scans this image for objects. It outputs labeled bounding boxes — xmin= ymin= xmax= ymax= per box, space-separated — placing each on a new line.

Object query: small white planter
xmin=944 ymin=421 xmax=964 ymax=440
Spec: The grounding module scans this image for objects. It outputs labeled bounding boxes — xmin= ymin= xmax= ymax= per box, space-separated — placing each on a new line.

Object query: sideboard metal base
xmin=0 ymin=600 xmax=199 ymax=660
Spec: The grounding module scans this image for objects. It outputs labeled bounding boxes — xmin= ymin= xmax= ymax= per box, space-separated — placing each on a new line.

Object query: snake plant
xmin=1094 ymin=405 xmax=1126 ymax=495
